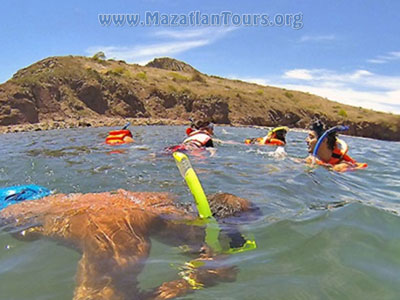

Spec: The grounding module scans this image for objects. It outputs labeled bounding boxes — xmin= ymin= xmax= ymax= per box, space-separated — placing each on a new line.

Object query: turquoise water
xmin=0 ymin=125 xmax=399 ymax=300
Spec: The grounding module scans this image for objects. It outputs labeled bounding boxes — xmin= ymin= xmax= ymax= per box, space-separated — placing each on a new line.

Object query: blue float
xmin=0 ymin=185 xmax=51 ymax=210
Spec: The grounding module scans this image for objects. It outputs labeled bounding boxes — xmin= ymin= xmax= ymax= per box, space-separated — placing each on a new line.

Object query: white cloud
xmin=367 ymin=59 xmax=386 ymax=64
xmin=350 ymin=70 xmax=373 ymax=79
xmin=284 ymin=69 xmax=314 ymax=80
xmin=299 ymin=34 xmax=336 ymax=42
xmin=88 ymin=40 xmax=209 ymax=62
xmin=87 ymin=27 xmax=235 ymax=65
xmin=275 ymin=83 xmax=400 ymax=113
xmin=389 ymin=51 xmax=400 ymax=58
xmin=236 ymin=68 xmax=400 ymax=114
xmin=281 ymin=68 xmax=397 ymax=90
xmin=368 ymin=51 xmax=400 ymax=64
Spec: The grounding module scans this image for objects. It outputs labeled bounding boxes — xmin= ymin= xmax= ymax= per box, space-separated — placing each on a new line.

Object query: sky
xmin=1 ymin=0 xmax=400 ymax=113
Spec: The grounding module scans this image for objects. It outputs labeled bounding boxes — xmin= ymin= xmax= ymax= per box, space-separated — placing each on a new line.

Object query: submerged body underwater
xmin=0 ymin=125 xmax=399 ymax=300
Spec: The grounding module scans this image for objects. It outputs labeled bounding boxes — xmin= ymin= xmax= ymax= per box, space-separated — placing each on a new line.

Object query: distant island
xmin=0 ymin=55 xmax=399 ymax=141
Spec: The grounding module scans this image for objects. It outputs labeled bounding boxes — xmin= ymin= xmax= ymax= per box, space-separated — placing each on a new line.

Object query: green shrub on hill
xmin=169 ymin=72 xmax=189 ymax=82
xmin=338 ymin=109 xmax=348 ymax=117
xmin=136 ymin=72 xmax=147 ymax=81
xmin=284 ymin=91 xmax=294 ymax=99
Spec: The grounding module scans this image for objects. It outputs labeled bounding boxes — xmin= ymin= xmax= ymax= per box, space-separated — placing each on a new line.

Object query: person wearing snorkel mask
xmin=164 ymin=113 xmax=216 ymax=155
xmin=305 ymin=119 xmax=367 ymax=172
xmin=306 ymin=119 xmax=338 ymax=162
xmin=244 ymin=126 xmax=288 ymax=146
xmin=183 ymin=116 xmax=215 ymax=149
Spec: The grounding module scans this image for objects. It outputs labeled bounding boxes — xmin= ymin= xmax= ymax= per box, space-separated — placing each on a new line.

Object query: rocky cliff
xmin=0 ymin=56 xmax=399 ymax=140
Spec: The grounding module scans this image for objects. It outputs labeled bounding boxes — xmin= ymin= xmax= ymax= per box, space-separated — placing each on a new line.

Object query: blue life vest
xmin=0 ymin=185 xmax=51 ymax=210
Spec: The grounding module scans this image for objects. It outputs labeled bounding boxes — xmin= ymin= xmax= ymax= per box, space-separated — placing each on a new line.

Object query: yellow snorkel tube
xmin=173 ymin=152 xmax=256 ymax=254
xmin=173 ymin=151 xmax=212 ymax=219
xmin=173 ymin=151 xmax=222 ymax=252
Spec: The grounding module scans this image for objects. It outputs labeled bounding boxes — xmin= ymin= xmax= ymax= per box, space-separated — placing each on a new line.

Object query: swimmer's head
xmin=307 ymin=119 xmax=337 ymax=152
xmin=272 ymin=128 xmax=287 ymax=143
xmin=193 ymin=119 xmax=212 ymax=130
xmin=191 ymin=112 xmax=214 ymax=134
xmin=309 ymin=119 xmax=325 ymax=138
xmin=207 ymin=193 xmax=251 ymax=219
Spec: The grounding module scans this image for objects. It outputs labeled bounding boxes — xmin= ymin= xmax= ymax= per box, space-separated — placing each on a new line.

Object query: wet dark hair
xmin=207 ymin=193 xmax=250 ymax=219
xmin=274 ymin=129 xmax=287 ymax=143
xmin=193 ymin=119 xmax=211 ymax=130
xmin=309 ymin=119 xmax=325 ymax=138
xmin=326 ymin=132 xmax=337 ymax=150
xmin=309 ymin=119 xmax=336 ymax=150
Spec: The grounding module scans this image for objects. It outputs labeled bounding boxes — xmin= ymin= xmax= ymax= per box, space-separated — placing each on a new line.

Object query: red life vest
xmin=105 ymin=130 xmax=133 ymax=145
xmin=183 ymin=130 xmax=212 ymax=148
xmin=186 ymin=127 xmax=194 ymax=135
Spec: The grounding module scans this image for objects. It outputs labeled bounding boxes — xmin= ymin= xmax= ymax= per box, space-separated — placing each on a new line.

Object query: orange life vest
xmin=244 ymin=133 xmax=285 ymax=146
xmin=325 ymin=139 xmax=356 ymax=165
xmin=264 ymin=138 xmax=285 ymax=146
xmin=313 ymin=139 xmax=367 ymax=172
xmin=105 ymin=130 xmax=133 ymax=145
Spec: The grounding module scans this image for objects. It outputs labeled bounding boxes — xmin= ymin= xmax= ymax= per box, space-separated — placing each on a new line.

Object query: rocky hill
xmin=145 ymin=57 xmax=199 ymax=73
xmin=0 ymin=55 xmax=399 ymax=141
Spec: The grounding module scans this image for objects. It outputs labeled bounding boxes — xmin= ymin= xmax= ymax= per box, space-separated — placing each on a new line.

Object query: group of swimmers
xmin=106 ymin=113 xmax=367 ymax=172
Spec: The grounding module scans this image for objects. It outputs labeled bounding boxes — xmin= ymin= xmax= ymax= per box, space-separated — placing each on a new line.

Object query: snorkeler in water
xmin=244 ymin=126 xmax=288 ymax=146
xmin=165 ymin=112 xmax=215 ymax=154
xmin=105 ymin=122 xmax=135 ymax=145
xmin=0 ymin=189 xmax=258 ymax=300
xmin=183 ymin=118 xmax=214 ymax=148
xmin=305 ymin=119 xmax=367 ymax=172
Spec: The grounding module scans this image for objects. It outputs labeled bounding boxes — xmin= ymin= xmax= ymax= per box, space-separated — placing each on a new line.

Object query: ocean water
xmin=0 ymin=125 xmax=399 ymax=300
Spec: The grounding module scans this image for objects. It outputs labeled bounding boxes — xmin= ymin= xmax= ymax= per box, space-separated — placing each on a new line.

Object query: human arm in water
xmin=150 ymin=217 xmax=238 ymax=299
xmin=304 ymin=155 xmax=365 ymax=172
xmin=149 ymin=215 xmax=238 ymax=298
xmin=213 ymin=138 xmax=241 ymax=145
xmin=0 ymin=192 xmax=158 ymax=300
xmin=149 ymin=192 xmax=260 ymax=299
xmin=0 ymin=191 xmax=245 ymax=300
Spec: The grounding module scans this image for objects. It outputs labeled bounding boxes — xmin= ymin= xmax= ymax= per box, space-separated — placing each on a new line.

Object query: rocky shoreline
xmin=0 ymin=117 xmax=192 ymax=134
